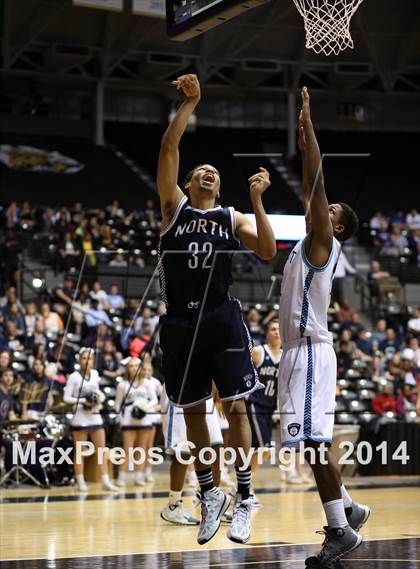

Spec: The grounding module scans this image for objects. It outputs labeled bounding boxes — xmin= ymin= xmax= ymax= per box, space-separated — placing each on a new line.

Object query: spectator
xmin=58 ymin=232 xmax=81 ymax=271
xmin=54 ymin=277 xmax=75 ymax=315
xmin=107 ymin=284 xmax=125 ymax=311
xmin=3 ymin=322 xmax=24 ymax=352
xmin=0 ymin=350 xmax=12 ymax=372
xmin=40 ymin=302 xmax=64 ymax=335
xmin=407 ymin=308 xmax=420 ymax=333
xmin=379 ymin=328 xmax=401 ymax=359
xmin=390 ymin=209 xmax=406 ymax=229
xmin=0 ymin=368 xmax=17 ymax=476
xmin=85 ymin=299 xmax=112 ymax=329
xmin=407 ymin=208 xmax=420 ymax=231
xmin=21 ymin=359 xmax=53 ymax=420
xmin=247 ymin=308 xmax=264 ymax=344
xmin=337 ymin=341 xmax=353 ymax=377
xmin=24 ymin=302 xmax=38 ymax=335
xmin=97 ymin=340 xmax=122 ymax=381
xmin=86 ymin=323 xmax=111 ymax=351
xmin=26 ymin=319 xmax=48 ymax=351
xmin=134 ymin=306 xmax=159 ymax=337
xmin=107 ymin=200 xmax=125 ymax=219
xmin=4 ymin=303 xmax=26 ymax=335
xmin=368 ymin=260 xmax=402 ymax=304
xmin=408 ymin=337 xmax=420 ymax=367
xmin=355 ymin=329 xmax=373 ymax=358
xmin=90 ymin=281 xmax=109 ymax=310
xmin=371 ymin=319 xmax=387 ymax=347
xmin=369 ymin=211 xmax=386 ymax=231
xmin=332 ymin=251 xmax=356 ymax=304
xmin=371 ymin=385 xmax=396 ymax=414
xmin=109 ymin=253 xmax=128 ymax=268
xmin=396 ymin=384 xmax=416 ymax=415
xmin=337 ymin=299 xmax=356 ymax=325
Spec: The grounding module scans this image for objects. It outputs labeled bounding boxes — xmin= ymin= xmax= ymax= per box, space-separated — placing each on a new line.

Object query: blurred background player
xmin=157 ymin=73 xmax=276 ymax=544
xmin=278 ymin=87 xmax=369 ymax=567
xmin=247 ymin=319 xmax=282 ymax=506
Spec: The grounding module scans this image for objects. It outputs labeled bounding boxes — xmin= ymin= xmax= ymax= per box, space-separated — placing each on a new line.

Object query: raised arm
xmin=300 ymin=87 xmax=333 ymax=267
xmin=235 ymin=167 xmax=277 ymax=260
xmin=157 ymin=74 xmax=201 ymax=231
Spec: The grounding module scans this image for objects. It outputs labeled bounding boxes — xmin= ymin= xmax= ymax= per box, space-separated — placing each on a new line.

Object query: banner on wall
xmin=0 ymin=145 xmax=84 ymax=174
xmin=132 ymin=0 xmax=165 ymax=17
xmin=73 ymin=0 xmax=123 ymax=11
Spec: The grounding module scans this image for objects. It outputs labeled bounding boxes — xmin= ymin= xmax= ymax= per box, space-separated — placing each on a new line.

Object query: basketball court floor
xmin=1 ymin=469 xmax=419 ymax=568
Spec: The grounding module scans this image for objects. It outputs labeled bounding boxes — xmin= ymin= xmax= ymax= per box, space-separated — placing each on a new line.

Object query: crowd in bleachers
xmin=370 ymin=208 xmax=420 ymax=265
xmin=0 ymin=199 xmax=162 ymax=290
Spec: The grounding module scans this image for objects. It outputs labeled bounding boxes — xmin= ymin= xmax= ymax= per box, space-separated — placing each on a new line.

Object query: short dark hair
xmin=0 ymin=367 xmax=14 ymax=378
xmin=338 ymin=202 xmax=359 ymax=242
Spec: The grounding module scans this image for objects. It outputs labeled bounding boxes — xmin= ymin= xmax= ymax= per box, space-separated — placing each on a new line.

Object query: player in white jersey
xmin=278 ymin=88 xmax=369 ymax=568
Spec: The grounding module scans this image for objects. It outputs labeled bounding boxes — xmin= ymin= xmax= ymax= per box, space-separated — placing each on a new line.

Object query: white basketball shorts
xmin=278 ymin=338 xmax=337 ymax=447
xmin=161 ymin=387 xmax=224 ymax=453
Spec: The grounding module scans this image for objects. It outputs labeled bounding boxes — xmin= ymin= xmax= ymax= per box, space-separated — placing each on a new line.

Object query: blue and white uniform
xmin=278 ymin=237 xmax=341 ymax=447
xmin=115 ymin=379 xmax=158 ymax=430
xmin=158 ymin=196 xmax=262 ymax=407
xmin=63 ymin=370 xmax=103 ymax=430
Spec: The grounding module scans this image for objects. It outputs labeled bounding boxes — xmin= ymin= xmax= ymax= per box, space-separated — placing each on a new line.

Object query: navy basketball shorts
xmin=246 ymin=402 xmax=274 ymax=449
xmin=159 ymin=299 xmax=262 ymax=407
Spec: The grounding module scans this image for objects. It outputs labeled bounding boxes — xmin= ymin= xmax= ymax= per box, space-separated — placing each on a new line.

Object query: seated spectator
xmin=123 ymin=298 xmax=139 ymax=322
xmin=89 ymin=281 xmax=109 ymax=310
xmin=371 ymin=319 xmax=387 ymax=347
xmin=372 ymin=219 xmax=390 ymax=249
xmin=336 ymin=341 xmax=353 ymax=377
xmin=109 ymin=252 xmax=128 ymax=267
xmin=407 ymin=308 xmax=420 ymax=333
xmin=2 ymin=321 xmax=24 ymax=352
xmin=53 ymin=277 xmax=75 ymax=315
xmin=0 ymin=286 xmax=24 ymax=315
xmin=0 ymin=350 xmax=12 ymax=372
xmin=379 ymin=328 xmax=401 ymax=359
xmin=381 ymin=230 xmax=408 ymax=257
xmin=107 ymin=284 xmax=125 ymax=311
xmin=4 ymin=303 xmax=26 ymax=335
xmin=247 ymin=308 xmax=264 ymax=344
xmin=408 ymin=337 xmax=420 ymax=367
xmin=58 ymin=232 xmax=81 ymax=271
xmin=21 ymin=359 xmax=53 ymax=420
xmin=369 ymin=211 xmax=386 ymax=231
xmin=129 ymin=330 xmax=151 ymax=358
xmin=355 ymin=329 xmax=373 ymax=358
xmin=86 ymin=323 xmax=111 ymax=351
xmin=85 ymin=299 xmax=112 ymax=329
xmin=396 ymin=384 xmax=417 ymax=415
xmin=134 ymin=306 xmax=159 ymax=337
xmin=368 ymin=260 xmax=402 ymax=303
xmin=371 ymin=385 xmax=396 ymax=414
xmin=400 ymin=349 xmax=418 ymax=386
xmin=337 ymin=299 xmax=356 ymax=325
xmin=107 ymin=200 xmax=125 ymax=219
xmin=27 ymin=343 xmax=51 ymax=370
xmin=390 ymin=209 xmax=406 ymax=229
xmin=407 ymin=208 xmax=420 ymax=231
xmin=0 ymin=368 xmax=17 ymax=476
xmin=24 ymin=302 xmax=39 ymax=335
xmin=26 ymin=319 xmax=48 ymax=351
xmin=97 ymin=340 xmax=122 ymax=381
xmin=141 ymin=198 xmax=160 ymax=226
xmin=40 ymin=302 xmax=64 ymax=335
xmin=72 ymin=282 xmax=91 ymax=335
xmin=335 ymin=328 xmax=357 ymax=355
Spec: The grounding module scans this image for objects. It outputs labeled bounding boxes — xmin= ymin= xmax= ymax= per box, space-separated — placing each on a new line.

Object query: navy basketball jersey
xmin=249 ymin=344 xmax=281 ymax=409
xmin=158 ymin=196 xmax=240 ymax=314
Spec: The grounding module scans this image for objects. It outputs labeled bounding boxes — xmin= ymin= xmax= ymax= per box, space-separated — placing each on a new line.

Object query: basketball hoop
xmin=292 ymin=0 xmax=365 ymax=56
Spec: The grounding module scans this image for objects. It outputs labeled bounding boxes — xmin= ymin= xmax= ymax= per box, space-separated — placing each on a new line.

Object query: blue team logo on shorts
xmin=288 ymin=423 xmax=301 ymax=437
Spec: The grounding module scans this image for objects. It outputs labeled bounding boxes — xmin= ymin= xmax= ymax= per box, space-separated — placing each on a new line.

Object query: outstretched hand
xmin=298 ymin=86 xmax=311 ymax=153
xmin=249 ymin=167 xmax=271 ymax=197
xmin=172 ymin=74 xmax=201 ymax=100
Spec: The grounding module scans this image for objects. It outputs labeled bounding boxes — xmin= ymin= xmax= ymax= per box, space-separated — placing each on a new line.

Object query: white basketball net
xmin=292 ymin=0 xmax=365 ymax=56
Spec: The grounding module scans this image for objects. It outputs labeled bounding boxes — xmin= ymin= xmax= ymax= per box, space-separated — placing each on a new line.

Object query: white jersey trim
xmin=160 ymin=195 xmax=188 ymax=237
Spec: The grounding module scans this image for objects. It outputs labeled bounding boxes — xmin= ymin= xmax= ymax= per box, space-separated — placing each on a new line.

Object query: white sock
xmin=102 ymin=474 xmax=110 ymax=485
xmin=135 ymin=471 xmax=144 ymax=481
xmin=169 ymin=490 xmax=182 ymax=505
xmin=145 ymin=466 xmax=152 ymax=475
xmin=323 ymin=499 xmax=348 ymax=529
xmin=118 ymin=471 xmax=126 ymax=481
xmin=341 ymin=484 xmax=352 ymax=509
xmin=76 ymin=474 xmax=85 ymax=485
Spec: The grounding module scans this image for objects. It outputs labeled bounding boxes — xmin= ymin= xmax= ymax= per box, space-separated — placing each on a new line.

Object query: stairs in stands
xmin=109 ymin=144 xmax=157 ymax=194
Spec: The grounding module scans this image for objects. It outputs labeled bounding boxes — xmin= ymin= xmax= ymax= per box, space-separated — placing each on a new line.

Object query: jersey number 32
xmin=188 ymin=241 xmax=213 ymax=269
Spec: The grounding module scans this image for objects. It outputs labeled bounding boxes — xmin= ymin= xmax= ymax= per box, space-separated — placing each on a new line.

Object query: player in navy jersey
xmin=247 ymin=319 xmax=282 ymax=506
xmin=157 ymin=74 xmax=276 ymax=545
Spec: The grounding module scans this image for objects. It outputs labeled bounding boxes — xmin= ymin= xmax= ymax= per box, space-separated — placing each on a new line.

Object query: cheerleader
xmin=142 ymin=357 xmax=163 ymax=483
xmin=116 ymin=357 xmax=158 ymax=487
xmin=63 ymin=348 xmax=118 ymax=492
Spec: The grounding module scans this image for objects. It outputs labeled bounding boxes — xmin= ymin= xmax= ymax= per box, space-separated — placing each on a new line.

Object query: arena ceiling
xmin=1 ymin=0 xmax=420 ymax=103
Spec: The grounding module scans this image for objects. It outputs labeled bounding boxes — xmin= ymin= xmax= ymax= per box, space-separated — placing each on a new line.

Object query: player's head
xmin=184 ymin=164 xmax=221 ymax=206
xmin=265 ymin=319 xmax=280 ymax=343
xmin=328 ymin=202 xmax=359 ymax=242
